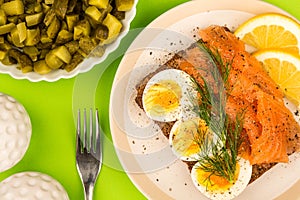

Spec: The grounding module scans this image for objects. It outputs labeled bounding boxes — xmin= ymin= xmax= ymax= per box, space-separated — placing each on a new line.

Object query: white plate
xmin=110 ymin=0 xmax=300 ymax=199
xmin=0 ymin=1 xmax=138 ymax=82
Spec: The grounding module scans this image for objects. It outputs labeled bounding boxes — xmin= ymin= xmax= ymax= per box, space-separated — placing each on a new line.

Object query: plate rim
xmin=109 ymin=0 xmax=299 ymax=199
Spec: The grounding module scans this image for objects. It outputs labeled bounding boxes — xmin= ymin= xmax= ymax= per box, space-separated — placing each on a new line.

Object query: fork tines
xmin=76 ymin=108 xmax=100 ymax=156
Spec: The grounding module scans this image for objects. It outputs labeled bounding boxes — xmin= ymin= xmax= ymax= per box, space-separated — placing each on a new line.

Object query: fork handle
xmin=84 ymin=182 xmax=95 ymax=200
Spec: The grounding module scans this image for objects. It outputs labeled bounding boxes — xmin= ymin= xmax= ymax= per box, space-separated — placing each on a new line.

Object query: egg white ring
xmin=142 ymin=69 xmax=198 ymax=122
xmin=0 ymin=93 xmax=32 ymax=173
xmin=0 ymin=171 xmax=69 ymax=200
xmin=191 ymin=157 xmax=252 ymax=200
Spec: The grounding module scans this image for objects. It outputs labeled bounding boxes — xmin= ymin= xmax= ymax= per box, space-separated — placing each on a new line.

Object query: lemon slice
xmin=235 ymin=13 xmax=300 ymax=54
xmin=253 ymin=49 xmax=300 ymax=106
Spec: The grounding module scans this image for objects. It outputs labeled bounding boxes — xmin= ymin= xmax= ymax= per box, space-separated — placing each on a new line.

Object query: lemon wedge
xmin=235 ymin=13 xmax=300 ymax=54
xmin=253 ymin=49 xmax=300 ymax=106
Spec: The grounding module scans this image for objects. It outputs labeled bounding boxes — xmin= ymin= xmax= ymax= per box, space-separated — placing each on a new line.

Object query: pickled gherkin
xmin=43 ymin=9 xmax=55 ymax=26
xmin=45 ymin=51 xmax=64 ymax=69
xmin=67 ymin=0 xmax=77 ymax=13
xmin=94 ymin=24 xmax=108 ymax=40
xmin=25 ymin=12 xmax=43 ymax=27
xmin=101 ymin=13 xmax=122 ymax=44
xmin=0 ymin=50 xmax=6 ymax=60
xmin=24 ymin=28 xmax=40 ymax=46
xmin=0 ymin=23 xmax=15 ymax=35
xmin=16 ymin=22 xmax=26 ymax=43
xmin=52 ymin=45 xmax=71 ymax=64
xmin=64 ymin=40 xmax=79 ymax=55
xmin=66 ymin=14 xmax=78 ymax=32
xmin=23 ymin=46 xmax=39 ymax=61
xmin=89 ymin=0 xmax=108 ymax=9
xmin=55 ymin=30 xmax=73 ymax=44
xmin=1 ymin=0 xmax=24 ymax=16
xmin=0 ymin=0 xmax=134 ymax=74
xmin=52 ymin=0 xmax=69 ymax=19
xmin=85 ymin=6 xmax=102 ymax=22
xmin=0 ymin=9 xmax=7 ymax=25
xmin=64 ymin=52 xmax=83 ymax=72
xmin=34 ymin=60 xmax=52 ymax=74
xmin=10 ymin=27 xmax=24 ymax=47
xmin=115 ymin=0 xmax=134 ymax=11
xmin=79 ymin=36 xmax=97 ymax=56
xmin=8 ymin=49 xmax=33 ymax=73
xmin=73 ymin=19 xmax=90 ymax=40
xmin=47 ymin=16 xmax=60 ymax=39
xmin=0 ymin=41 xmax=11 ymax=61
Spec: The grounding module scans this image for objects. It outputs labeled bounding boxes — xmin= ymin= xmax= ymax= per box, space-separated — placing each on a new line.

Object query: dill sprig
xmin=198 ymin=113 xmax=244 ymax=182
xmin=197 ymin=39 xmax=231 ymax=87
xmin=191 ymin=40 xmax=244 ymax=183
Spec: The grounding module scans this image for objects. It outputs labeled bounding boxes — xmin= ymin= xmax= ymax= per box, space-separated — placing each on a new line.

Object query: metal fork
xmin=76 ymin=108 xmax=102 ymax=200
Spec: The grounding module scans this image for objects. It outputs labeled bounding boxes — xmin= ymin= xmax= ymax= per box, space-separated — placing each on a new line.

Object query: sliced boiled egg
xmin=142 ymin=69 xmax=198 ymax=122
xmin=169 ymin=117 xmax=213 ymax=161
xmin=191 ymin=157 xmax=252 ymax=200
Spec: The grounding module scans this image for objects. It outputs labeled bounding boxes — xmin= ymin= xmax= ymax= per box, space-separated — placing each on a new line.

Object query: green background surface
xmin=0 ymin=0 xmax=299 ymax=199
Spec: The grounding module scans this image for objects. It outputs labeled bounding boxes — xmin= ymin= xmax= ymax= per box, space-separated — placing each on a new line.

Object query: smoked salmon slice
xmin=198 ymin=25 xmax=300 ymax=164
xmin=251 ymin=91 xmax=289 ymax=164
xmin=199 ymin=25 xmax=283 ymax=99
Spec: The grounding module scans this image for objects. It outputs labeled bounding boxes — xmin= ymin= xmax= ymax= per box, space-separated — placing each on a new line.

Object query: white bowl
xmin=0 ymin=1 xmax=138 ymax=82
xmin=0 ymin=171 xmax=69 ymax=200
xmin=0 ymin=93 xmax=31 ymax=173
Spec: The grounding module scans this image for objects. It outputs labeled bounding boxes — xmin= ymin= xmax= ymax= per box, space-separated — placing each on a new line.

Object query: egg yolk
xmin=195 ymin=163 xmax=240 ymax=192
xmin=172 ymin=118 xmax=208 ymax=157
xmin=144 ymin=80 xmax=181 ymax=116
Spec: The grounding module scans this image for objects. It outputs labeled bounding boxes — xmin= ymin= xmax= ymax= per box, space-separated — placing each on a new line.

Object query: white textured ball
xmin=0 ymin=172 xmax=69 ymax=200
xmin=0 ymin=93 xmax=32 ymax=172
